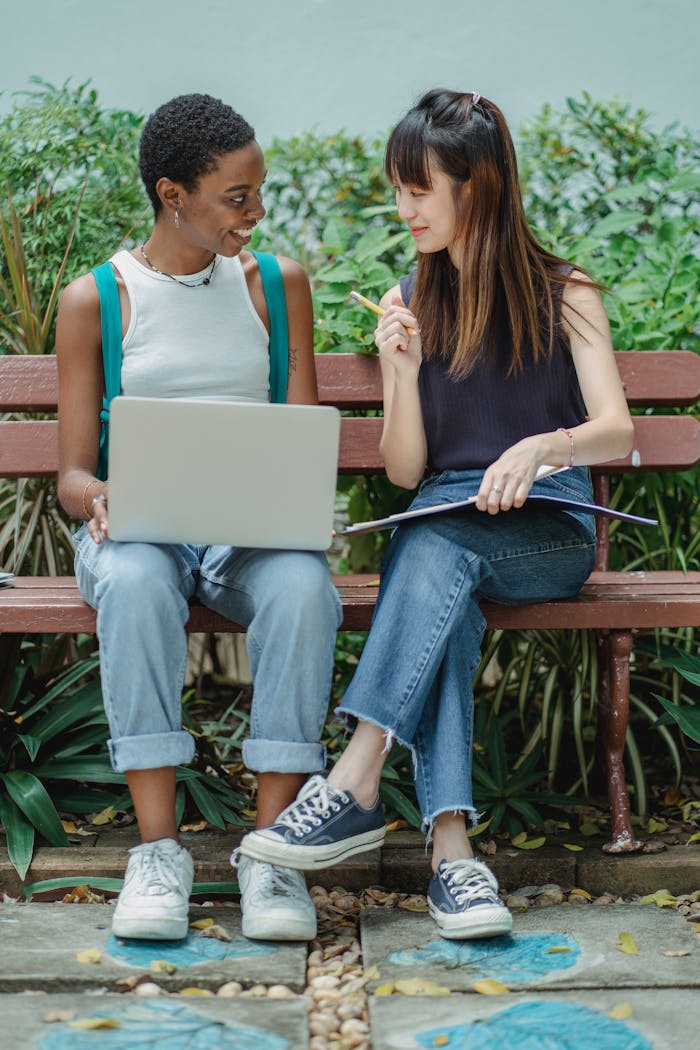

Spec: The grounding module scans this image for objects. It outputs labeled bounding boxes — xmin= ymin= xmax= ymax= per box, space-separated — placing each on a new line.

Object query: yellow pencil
xmin=349 ymin=290 xmax=416 ymax=335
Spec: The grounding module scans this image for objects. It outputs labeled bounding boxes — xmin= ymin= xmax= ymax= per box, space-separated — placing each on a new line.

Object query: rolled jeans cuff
xmin=243 ymin=738 xmax=327 ymax=774
xmin=108 ymin=730 xmax=195 ymax=772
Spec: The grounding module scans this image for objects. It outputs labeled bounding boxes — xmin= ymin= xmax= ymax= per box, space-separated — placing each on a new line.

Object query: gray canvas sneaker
xmin=237 ymin=774 xmax=386 ymax=870
xmin=112 ymin=838 xmax=193 ymax=940
xmin=235 ymin=854 xmax=317 ymax=941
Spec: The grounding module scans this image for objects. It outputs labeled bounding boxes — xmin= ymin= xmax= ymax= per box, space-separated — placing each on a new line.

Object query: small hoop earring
xmin=174 ymin=210 xmax=180 ymax=229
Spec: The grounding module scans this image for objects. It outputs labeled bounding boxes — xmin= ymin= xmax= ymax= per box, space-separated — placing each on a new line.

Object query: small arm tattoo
xmin=288 ymin=348 xmax=299 ymax=374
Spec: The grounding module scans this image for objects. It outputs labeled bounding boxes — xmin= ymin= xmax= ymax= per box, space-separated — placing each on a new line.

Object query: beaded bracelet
xmin=557 ymin=427 xmax=575 ymax=468
xmin=81 ymin=478 xmax=100 ymax=518
xmin=91 ymin=494 xmax=107 ymax=510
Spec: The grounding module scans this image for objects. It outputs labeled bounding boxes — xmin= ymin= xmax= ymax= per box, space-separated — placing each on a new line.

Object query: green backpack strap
xmin=251 ymin=250 xmax=289 ymax=404
xmin=91 ymin=261 xmax=123 ymax=481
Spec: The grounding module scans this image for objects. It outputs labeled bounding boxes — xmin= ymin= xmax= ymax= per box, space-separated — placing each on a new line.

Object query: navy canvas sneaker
xmin=428 ymin=858 xmax=513 ymax=939
xmin=237 ymin=774 xmax=386 ymax=870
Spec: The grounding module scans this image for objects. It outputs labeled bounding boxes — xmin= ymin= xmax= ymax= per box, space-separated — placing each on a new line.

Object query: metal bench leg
xmin=597 ymin=630 xmax=642 ymax=853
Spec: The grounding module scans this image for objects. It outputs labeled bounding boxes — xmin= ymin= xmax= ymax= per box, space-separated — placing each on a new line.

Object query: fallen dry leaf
xmin=513 ymin=836 xmax=546 ymax=850
xmin=394 ymin=978 xmax=450 ymax=996
xmin=179 ymin=820 xmax=208 ymax=833
xmin=150 ymin=960 xmax=178 ymax=974
xmin=579 ymin=821 xmax=599 ymax=836
xmin=562 ymin=843 xmax=584 ymax=851
xmin=432 ymin=1035 xmax=450 ymax=1047
xmin=685 ymin=832 xmax=700 ymax=846
xmin=646 ymin=818 xmax=668 ymax=834
xmin=90 ymin=806 xmax=117 ymax=826
xmin=511 ymin=832 xmax=527 ymax=846
xmin=569 ymin=887 xmax=593 ymax=901
xmin=69 ymin=1018 xmax=120 ymax=1030
xmin=179 ymin=987 xmax=214 ymax=997
xmin=467 ymin=820 xmax=492 ymax=839
xmin=364 ymin=966 xmax=380 ymax=980
xmin=199 ymin=924 xmax=231 ymax=942
xmin=473 ymin=979 xmax=509 ymax=995
xmin=43 ymin=1010 xmax=76 ymax=1023
xmin=385 ymin=819 xmax=408 ymax=833
xmin=374 ymin=982 xmax=395 ymax=996
xmin=663 ymin=950 xmax=690 ymax=957
xmin=76 ymin=948 xmax=101 ymax=964
xmin=640 ymin=890 xmax=676 ymax=908
xmin=617 ymin=932 xmax=638 ymax=955
xmin=545 ymin=946 xmax=572 ymax=954
xmin=608 ymin=1002 xmax=633 ymax=1021
xmin=189 ymin=918 xmax=215 ymax=930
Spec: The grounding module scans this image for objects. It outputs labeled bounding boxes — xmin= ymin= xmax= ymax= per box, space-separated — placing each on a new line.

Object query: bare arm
xmin=476 ymin=274 xmax=634 ymax=513
xmin=55 ymin=274 xmax=110 ymax=542
xmin=278 ymin=256 xmax=318 ymax=406
xmin=375 ymin=286 xmax=427 ymax=489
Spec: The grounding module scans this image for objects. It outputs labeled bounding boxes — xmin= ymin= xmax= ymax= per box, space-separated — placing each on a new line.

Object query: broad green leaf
xmin=657 ymin=697 xmax=700 ymax=744
xmin=380 ymin=782 xmax=422 ymax=828
xmin=185 ymin=777 xmax=227 ymax=830
xmin=589 ymin=210 xmax=642 ymax=237
xmin=513 ymin=835 xmax=546 ymax=850
xmin=0 ymin=792 xmax=35 ymax=879
xmin=0 ymin=771 xmax=69 ymax=846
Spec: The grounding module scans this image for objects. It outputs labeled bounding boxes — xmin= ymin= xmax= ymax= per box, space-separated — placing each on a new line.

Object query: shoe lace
xmin=130 ymin=844 xmax=184 ymax=897
xmin=256 ymin=863 xmax=304 ymax=899
xmin=275 ymin=775 xmax=349 ymax=838
xmin=441 ymin=860 xmax=499 ymax=906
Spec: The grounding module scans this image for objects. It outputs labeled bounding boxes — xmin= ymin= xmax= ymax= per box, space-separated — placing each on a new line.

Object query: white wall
xmin=3 ymin=0 xmax=698 ymax=141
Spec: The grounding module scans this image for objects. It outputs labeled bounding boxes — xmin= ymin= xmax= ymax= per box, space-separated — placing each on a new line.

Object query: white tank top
xmin=111 ymin=249 xmax=270 ymax=402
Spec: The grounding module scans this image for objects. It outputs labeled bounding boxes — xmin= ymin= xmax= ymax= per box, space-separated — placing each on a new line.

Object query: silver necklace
xmin=140 ymin=244 xmax=216 ymax=287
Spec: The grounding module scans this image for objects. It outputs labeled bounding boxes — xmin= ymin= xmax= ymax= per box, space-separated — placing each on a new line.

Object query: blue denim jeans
xmin=74 ymin=528 xmax=342 ymax=774
xmin=337 ymin=468 xmax=597 ymax=833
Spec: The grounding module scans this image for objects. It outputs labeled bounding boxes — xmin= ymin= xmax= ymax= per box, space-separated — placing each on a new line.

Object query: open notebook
xmin=344 ymin=466 xmax=657 ymax=535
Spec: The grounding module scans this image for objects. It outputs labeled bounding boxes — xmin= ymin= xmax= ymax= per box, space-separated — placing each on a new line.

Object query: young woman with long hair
xmin=238 ymin=89 xmax=634 ymax=940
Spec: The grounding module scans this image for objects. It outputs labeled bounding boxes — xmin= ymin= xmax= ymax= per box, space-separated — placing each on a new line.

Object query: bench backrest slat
xmin=1 ymin=415 xmax=698 ymax=478
xmin=2 ymin=351 xmax=700 ymax=412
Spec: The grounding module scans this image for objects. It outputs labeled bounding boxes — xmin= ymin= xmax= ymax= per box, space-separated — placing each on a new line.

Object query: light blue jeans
xmin=74 ymin=528 xmax=342 ymax=774
xmin=337 ymin=468 xmax=598 ymax=833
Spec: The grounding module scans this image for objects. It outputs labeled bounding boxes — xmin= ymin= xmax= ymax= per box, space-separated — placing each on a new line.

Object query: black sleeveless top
xmin=399 ymin=271 xmax=587 ymax=471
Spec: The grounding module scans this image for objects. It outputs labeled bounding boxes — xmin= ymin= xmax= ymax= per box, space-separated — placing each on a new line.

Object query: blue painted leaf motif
xmin=38 ymin=998 xmax=289 ymax=1049
xmin=416 ymin=1001 xmax=651 ymax=1050
xmin=106 ymin=931 xmax=276 ymax=969
xmin=388 ymin=933 xmax=580 ymax=984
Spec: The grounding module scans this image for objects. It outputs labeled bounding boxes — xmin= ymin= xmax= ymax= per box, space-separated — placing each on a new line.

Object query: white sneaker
xmin=235 ymin=853 xmax=317 ymax=941
xmin=112 ymin=838 xmax=194 ymax=940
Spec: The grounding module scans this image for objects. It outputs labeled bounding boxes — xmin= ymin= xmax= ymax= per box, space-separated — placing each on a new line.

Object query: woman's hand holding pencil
xmin=350 ymin=290 xmax=417 ymax=336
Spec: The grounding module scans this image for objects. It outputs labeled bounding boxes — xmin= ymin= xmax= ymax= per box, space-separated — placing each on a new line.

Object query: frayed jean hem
xmin=422 ymin=805 xmax=481 ymax=843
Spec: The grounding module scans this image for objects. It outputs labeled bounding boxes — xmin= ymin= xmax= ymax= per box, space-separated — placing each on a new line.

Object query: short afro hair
xmin=139 ymin=93 xmax=256 ymax=216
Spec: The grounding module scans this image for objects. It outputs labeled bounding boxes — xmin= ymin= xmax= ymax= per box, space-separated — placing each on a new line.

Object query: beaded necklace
xmin=140 ymin=244 xmax=217 ymax=287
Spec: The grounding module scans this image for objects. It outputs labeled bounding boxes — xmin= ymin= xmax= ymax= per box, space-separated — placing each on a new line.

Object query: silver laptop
xmin=107 ymin=397 xmax=340 ymax=550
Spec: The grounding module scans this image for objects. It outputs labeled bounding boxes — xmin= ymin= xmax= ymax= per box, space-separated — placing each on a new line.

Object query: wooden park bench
xmin=1 ymin=350 xmax=700 ymax=853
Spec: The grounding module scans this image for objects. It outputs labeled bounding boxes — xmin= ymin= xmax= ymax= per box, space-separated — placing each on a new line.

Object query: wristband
xmin=81 ymin=479 xmax=100 ymax=518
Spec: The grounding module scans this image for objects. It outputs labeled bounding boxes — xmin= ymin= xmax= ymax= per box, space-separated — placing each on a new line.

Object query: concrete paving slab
xmin=360 ymin=904 xmax=699 ymax=992
xmin=0 ymin=904 xmax=307 ymax=993
xmin=1 ymin=992 xmax=308 ymax=1050
xmin=369 ymin=989 xmax=697 ymax=1050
